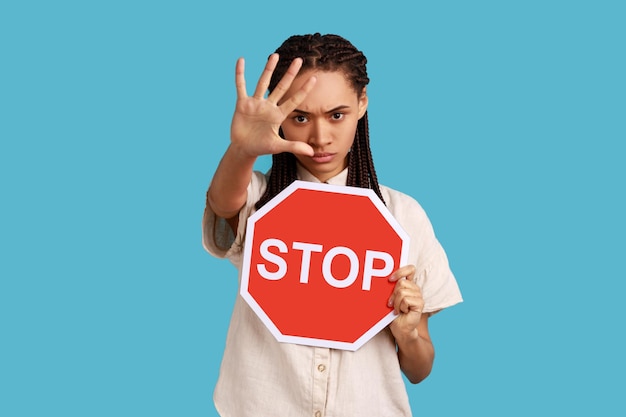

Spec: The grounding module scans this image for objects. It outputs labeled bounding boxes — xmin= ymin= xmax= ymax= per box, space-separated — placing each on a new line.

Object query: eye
xmin=293 ymin=115 xmax=308 ymax=123
xmin=331 ymin=112 xmax=344 ymax=121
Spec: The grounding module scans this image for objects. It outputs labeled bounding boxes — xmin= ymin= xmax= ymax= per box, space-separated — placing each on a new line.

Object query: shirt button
xmin=315 ymin=411 xmax=322 ymax=417
xmin=317 ymin=364 xmax=326 ymax=372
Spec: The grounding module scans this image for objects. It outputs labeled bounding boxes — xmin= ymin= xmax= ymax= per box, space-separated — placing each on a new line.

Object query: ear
xmin=357 ymin=87 xmax=368 ymax=119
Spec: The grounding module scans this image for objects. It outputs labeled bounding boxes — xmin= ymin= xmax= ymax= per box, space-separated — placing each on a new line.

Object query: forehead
xmin=287 ymin=70 xmax=359 ymax=108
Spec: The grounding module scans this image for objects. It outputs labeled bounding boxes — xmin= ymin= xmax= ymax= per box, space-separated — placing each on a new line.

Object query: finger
xmin=252 ymin=53 xmax=279 ymax=99
xmin=396 ymin=295 xmax=424 ymax=315
xmin=235 ymin=57 xmax=247 ymax=100
xmin=278 ymin=74 xmax=316 ymax=115
xmin=388 ymin=264 xmax=416 ymax=282
xmin=272 ymin=139 xmax=314 ymax=157
xmin=388 ymin=281 xmax=422 ymax=310
xmin=268 ymin=57 xmax=304 ymax=105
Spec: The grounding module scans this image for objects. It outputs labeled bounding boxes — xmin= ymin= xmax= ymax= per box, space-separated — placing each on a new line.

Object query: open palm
xmin=230 ymin=54 xmax=315 ymax=158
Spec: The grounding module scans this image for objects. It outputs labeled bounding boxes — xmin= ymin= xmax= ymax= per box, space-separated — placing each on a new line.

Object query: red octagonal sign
xmin=241 ymin=180 xmax=409 ymax=351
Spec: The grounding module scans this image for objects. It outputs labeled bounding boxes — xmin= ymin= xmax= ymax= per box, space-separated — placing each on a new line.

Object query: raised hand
xmin=230 ymin=53 xmax=316 ymax=158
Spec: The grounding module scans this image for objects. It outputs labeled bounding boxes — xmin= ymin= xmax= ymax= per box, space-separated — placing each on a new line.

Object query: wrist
xmin=394 ymin=328 xmax=420 ymax=346
xmin=226 ymin=143 xmax=258 ymax=163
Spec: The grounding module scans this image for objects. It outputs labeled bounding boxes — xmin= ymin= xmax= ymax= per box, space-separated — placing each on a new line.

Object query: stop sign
xmin=240 ymin=180 xmax=409 ymax=351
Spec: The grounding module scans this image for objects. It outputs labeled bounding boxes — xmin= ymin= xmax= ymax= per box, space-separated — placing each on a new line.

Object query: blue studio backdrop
xmin=1 ymin=1 xmax=624 ymax=416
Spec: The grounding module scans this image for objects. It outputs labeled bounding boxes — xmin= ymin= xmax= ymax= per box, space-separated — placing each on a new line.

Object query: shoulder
xmin=378 ymin=183 xmax=438 ymax=252
xmin=379 ymin=184 xmax=430 ymax=225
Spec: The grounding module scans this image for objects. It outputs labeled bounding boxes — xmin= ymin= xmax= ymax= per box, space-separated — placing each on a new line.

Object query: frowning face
xmin=281 ymin=70 xmax=368 ymax=182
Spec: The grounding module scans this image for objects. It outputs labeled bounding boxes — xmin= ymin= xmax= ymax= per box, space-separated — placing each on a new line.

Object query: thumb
xmin=279 ymin=141 xmax=314 ymax=157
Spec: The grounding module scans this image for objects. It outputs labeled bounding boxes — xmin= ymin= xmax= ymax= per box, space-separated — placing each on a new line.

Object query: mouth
xmin=311 ymin=152 xmax=335 ymax=163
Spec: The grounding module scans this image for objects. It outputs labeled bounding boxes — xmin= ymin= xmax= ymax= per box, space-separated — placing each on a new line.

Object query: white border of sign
xmin=240 ymin=180 xmax=410 ymax=351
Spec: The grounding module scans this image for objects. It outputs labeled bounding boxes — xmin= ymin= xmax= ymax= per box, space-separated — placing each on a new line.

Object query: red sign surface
xmin=240 ymin=180 xmax=409 ymax=351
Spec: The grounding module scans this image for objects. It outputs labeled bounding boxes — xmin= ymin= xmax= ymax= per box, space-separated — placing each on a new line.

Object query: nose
xmin=307 ymin=119 xmax=331 ymax=147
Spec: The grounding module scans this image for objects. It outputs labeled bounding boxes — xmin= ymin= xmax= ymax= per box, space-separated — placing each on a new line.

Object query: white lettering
xmin=257 ymin=238 xmax=288 ymax=280
xmin=362 ymin=250 xmax=395 ymax=290
xmin=322 ymin=246 xmax=359 ymax=288
xmin=255 ymin=238 xmax=394 ymax=290
xmin=292 ymin=242 xmax=323 ymax=284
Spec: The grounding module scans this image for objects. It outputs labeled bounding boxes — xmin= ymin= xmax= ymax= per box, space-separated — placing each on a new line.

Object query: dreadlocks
xmin=255 ymin=33 xmax=384 ymax=209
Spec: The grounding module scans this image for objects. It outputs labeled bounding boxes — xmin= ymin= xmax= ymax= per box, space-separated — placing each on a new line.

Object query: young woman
xmin=203 ymin=33 xmax=462 ymax=417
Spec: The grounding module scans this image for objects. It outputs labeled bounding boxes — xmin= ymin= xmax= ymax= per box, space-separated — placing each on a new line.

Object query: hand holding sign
xmin=388 ymin=265 xmax=425 ymax=340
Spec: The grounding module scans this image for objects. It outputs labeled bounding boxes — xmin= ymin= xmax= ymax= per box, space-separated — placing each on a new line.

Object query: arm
xmin=207 ymin=54 xmax=316 ymax=231
xmin=207 ymin=144 xmax=257 ymax=232
xmin=388 ymin=265 xmax=435 ymax=384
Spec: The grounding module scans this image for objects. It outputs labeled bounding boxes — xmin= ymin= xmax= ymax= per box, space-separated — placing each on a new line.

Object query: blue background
xmin=1 ymin=0 xmax=624 ymax=415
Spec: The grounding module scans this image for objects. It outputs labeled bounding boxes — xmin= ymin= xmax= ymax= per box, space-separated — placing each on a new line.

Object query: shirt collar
xmin=296 ymin=163 xmax=348 ymax=186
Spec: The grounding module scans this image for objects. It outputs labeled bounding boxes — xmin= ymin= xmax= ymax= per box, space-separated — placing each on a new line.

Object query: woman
xmin=203 ymin=33 xmax=462 ymax=417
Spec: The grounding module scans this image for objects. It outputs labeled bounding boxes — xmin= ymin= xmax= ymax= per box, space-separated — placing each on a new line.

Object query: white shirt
xmin=202 ymin=166 xmax=462 ymax=417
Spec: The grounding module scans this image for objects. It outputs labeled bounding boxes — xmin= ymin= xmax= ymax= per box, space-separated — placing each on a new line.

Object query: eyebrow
xmin=292 ymin=105 xmax=352 ymax=115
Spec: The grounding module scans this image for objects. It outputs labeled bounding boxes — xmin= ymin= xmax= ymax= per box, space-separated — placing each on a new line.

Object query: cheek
xmin=340 ymin=121 xmax=359 ymax=140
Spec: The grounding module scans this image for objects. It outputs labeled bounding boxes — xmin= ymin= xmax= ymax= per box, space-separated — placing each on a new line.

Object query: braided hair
xmin=255 ymin=33 xmax=384 ymax=209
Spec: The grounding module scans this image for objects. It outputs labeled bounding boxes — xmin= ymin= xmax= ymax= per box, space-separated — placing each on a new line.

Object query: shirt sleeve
xmin=201 ymin=171 xmax=268 ymax=264
xmin=417 ymin=237 xmax=463 ymax=313
xmin=384 ymin=189 xmax=463 ymax=313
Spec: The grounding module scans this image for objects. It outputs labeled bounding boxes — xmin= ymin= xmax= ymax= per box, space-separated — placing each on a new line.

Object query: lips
xmin=311 ymin=152 xmax=335 ymax=163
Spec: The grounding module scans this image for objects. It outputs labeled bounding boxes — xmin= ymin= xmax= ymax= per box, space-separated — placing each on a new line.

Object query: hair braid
xmin=255 ymin=33 xmax=385 ymax=210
